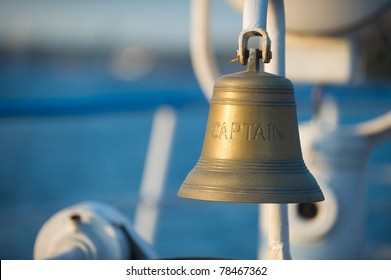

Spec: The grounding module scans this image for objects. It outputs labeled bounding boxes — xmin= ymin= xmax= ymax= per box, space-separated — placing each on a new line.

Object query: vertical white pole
xmin=264 ymin=0 xmax=285 ymax=76
xmin=134 ymin=106 xmax=176 ymax=244
xmin=243 ymin=0 xmax=268 ymax=29
xmin=243 ymin=0 xmax=268 ymax=71
xmin=190 ymin=0 xmax=220 ymax=101
xmin=264 ymin=0 xmax=291 ymax=260
xmin=261 ymin=204 xmax=292 ymax=259
xmin=254 ymin=0 xmax=292 ymax=260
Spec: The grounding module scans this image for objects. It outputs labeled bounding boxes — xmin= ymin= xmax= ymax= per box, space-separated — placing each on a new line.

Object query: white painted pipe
xmin=262 ymin=204 xmax=291 ymax=259
xmin=243 ymin=0 xmax=268 ymax=30
xmin=34 ymin=202 xmax=158 ymax=260
xmin=258 ymin=0 xmax=291 ymax=260
xmin=264 ymin=0 xmax=285 ymax=76
xmin=190 ymin=0 xmax=220 ymax=101
xmin=242 ymin=0 xmax=269 ymax=71
xmin=356 ymin=110 xmax=391 ymax=145
xmin=134 ymin=106 xmax=177 ymax=244
xmin=34 ymin=202 xmax=131 ymax=260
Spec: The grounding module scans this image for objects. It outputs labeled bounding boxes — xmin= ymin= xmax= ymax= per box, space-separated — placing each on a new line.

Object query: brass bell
xmin=178 ymin=48 xmax=324 ymax=203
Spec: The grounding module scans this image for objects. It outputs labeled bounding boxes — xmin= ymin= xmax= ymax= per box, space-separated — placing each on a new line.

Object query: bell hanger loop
xmin=236 ymin=27 xmax=273 ymax=66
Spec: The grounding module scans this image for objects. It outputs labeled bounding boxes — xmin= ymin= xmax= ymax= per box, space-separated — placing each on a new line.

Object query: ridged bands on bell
xmin=179 ymin=184 xmax=322 ymax=196
xmin=211 ymin=97 xmax=296 ymax=106
xmin=212 ymin=71 xmax=295 ymax=106
xmin=196 ymin=157 xmax=309 ymax=173
xmin=213 ymin=85 xmax=293 ymax=93
xmin=213 ymin=70 xmax=294 ymax=92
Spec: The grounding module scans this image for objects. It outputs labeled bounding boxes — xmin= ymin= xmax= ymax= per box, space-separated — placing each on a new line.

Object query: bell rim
xmin=177 ymin=183 xmax=325 ymax=204
xmin=178 ymin=158 xmax=324 ymax=203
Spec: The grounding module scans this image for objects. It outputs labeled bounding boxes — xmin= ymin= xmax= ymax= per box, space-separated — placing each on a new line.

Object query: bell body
xmin=178 ymin=69 xmax=324 ymax=203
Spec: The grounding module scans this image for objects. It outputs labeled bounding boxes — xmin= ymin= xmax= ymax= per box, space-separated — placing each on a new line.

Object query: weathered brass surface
xmin=178 ymin=49 xmax=324 ymax=203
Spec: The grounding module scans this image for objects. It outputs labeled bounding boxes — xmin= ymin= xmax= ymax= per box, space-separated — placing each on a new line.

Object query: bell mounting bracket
xmin=236 ymin=27 xmax=272 ymax=65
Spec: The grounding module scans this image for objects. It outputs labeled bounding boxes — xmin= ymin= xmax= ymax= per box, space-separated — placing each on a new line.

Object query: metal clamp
xmin=236 ymin=27 xmax=272 ymax=65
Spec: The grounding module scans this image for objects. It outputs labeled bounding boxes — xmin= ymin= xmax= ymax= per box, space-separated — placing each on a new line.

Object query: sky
xmin=0 ymin=0 xmax=389 ymax=52
xmin=0 ymin=0 xmax=242 ymax=52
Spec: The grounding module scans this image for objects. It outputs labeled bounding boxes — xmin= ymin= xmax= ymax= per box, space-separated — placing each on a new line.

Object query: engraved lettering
xmin=211 ymin=121 xmax=285 ymax=141
xmin=242 ymin=123 xmax=254 ymax=141
xmin=212 ymin=122 xmax=220 ymax=138
xmin=274 ymin=123 xmax=285 ymax=140
xmin=254 ymin=123 xmax=266 ymax=141
xmin=230 ymin=123 xmax=241 ymax=139
xmin=268 ymin=123 xmax=272 ymax=141
xmin=219 ymin=122 xmax=228 ymax=139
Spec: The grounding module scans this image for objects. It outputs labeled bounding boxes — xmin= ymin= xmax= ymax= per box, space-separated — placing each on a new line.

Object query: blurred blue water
xmin=0 ymin=55 xmax=391 ymax=259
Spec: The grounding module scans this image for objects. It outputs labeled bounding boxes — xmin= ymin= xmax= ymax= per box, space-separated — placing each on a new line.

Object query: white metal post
xmin=243 ymin=0 xmax=268 ymax=29
xmin=261 ymin=203 xmax=291 ymax=259
xmin=190 ymin=0 xmax=220 ymax=101
xmin=134 ymin=106 xmax=177 ymax=244
xmin=255 ymin=0 xmax=292 ymax=260
xmin=264 ymin=0 xmax=285 ymax=76
xmin=242 ymin=0 xmax=269 ymax=72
